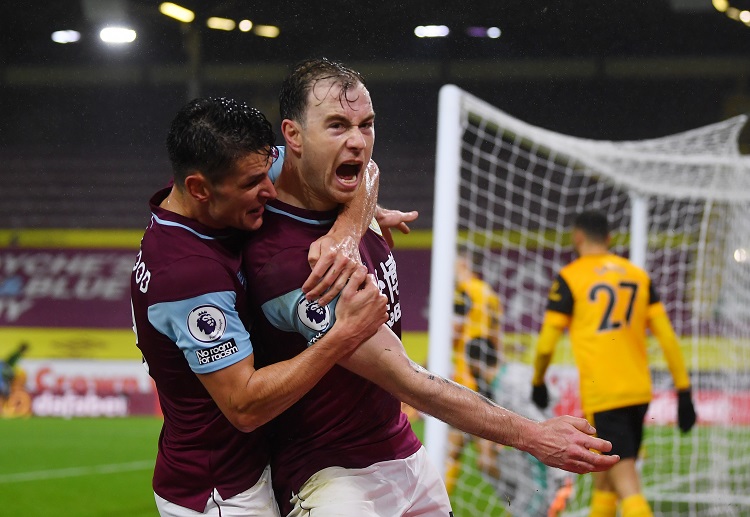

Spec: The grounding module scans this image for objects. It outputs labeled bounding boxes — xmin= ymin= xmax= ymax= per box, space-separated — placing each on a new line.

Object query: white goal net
xmin=426 ymin=84 xmax=750 ymax=516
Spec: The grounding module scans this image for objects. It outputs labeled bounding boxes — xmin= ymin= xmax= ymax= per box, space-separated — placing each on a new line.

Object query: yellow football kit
xmin=534 ymin=253 xmax=690 ymax=416
xmin=453 ymin=276 xmax=503 ymax=395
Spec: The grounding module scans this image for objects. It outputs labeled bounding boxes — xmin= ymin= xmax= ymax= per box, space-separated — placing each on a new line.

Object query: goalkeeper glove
xmin=677 ymin=388 xmax=696 ymax=433
xmin=531 ymin=383 xmax=549 ymax=409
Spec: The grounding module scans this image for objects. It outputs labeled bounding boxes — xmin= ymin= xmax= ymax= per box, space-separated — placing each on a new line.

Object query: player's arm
xmin=375 ymin=204 xmax=418 ymax=248
xmin=338 ymin=325 xmax=619 ymax=474
xmin=187 ymin=268 xmax=387 ymax=432
xmin=269 ymin=147 xmax=379 ymax=305
xmin=302 ymin=161 xmax=418 ymax=304
xmin=648 ymin=303 xmax=690 ymax=390
xmin=532 ymin=313 xmax=568 ymax=385
xmin=531 ymin=274 xmax=572 ymax=407
xmin=302 ymin=159 xmax=379 ymax=305
xmin=647 ymin=293 xmax=696 ymax=432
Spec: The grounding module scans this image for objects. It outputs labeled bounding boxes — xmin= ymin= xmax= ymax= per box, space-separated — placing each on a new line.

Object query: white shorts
xmin=288 ymin=446 xmax=453 ymax=517
xmin=155 ymin=465 xmax=281 ymax=517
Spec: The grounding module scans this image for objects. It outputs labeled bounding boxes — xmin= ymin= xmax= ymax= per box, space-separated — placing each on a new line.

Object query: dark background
xmin=2 ymin=0 xmax=749 ymax=229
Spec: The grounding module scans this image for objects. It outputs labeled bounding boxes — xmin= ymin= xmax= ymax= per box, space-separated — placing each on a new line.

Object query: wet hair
xmin=573 ymin=210 xmax=610 ymax=243
xmin=279 ymin=57 xmax=367 ymax=125
xmin=166 ymin=97 xmax=277 ymax=186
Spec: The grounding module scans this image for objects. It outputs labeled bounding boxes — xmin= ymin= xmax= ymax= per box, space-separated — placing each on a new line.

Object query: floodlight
xmin=51 ymin=30 xmax=81 ymax=44
xmin=159 ymin=2 xmax=195 ymax=23
xmin=254 ymin=25 xmax=280 ymax=38
xmin=414 ymin=25 xmax=450 ymax=38
xmin=100 ymin=27 xmax=136 ymax=44
xmin=206 ymin=17 xmax=236 ymax=31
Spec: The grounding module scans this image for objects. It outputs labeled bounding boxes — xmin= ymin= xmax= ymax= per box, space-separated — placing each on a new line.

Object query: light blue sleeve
xmin=148 ymin=290 xmax=253 ymax=374
xmin=261 ymin=288 xmax=340 ymax=346
xmin=268 ymin=146 xmax=285 ymax=183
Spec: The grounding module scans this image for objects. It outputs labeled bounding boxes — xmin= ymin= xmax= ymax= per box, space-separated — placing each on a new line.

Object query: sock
xmin=621 ymin=494 xmax=653 ymax=517
xmin=589 ymin=490 xmax=617 ymax=517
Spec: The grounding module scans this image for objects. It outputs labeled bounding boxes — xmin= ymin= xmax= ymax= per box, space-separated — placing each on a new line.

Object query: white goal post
xmin=426 ymin=84 xmax=750 ymax=516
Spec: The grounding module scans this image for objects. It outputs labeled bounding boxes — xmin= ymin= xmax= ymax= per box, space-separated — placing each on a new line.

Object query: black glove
xmin=531 ymin=383 xmax=549 ymax=409
xmin=677 ymin=388 xmax=696 ymax=433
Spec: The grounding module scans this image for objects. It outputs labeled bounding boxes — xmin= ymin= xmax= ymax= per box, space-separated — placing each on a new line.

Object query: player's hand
xmin=677 ymin=388 xmax=697 ymax=433
xmin=333 ymin=266 xmax=388 ymax=352
xmin=375 ymin=206 xmax=418 ymax=248
xmin=531 ymin=383 xmax=549 ymax=409
xmin=525 ymin=416 xmax=620 ymax=474
xmin=304 ymin=234 xmax=362 ymax=306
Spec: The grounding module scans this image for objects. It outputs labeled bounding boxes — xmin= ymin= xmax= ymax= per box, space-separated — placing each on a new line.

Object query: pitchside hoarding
xmin=0 ymin=232 xmax=154 ymax=418
xmin=0 ymin=230 xmax=740 ymax=423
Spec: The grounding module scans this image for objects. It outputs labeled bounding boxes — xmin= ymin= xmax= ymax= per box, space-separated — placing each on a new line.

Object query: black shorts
xmin=592 ymin=403 xmax=649 ymax=460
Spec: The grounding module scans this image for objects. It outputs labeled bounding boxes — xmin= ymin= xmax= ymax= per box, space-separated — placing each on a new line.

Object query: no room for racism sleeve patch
xmin=148 ymin=290 xmax=253 ymax=374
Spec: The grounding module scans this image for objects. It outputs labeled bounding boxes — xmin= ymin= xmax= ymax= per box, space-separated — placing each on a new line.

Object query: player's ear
xmin=281 ymin=119 xmax=303 ymax=153
xmin=184 ymin=172 xmax=211 ymax=203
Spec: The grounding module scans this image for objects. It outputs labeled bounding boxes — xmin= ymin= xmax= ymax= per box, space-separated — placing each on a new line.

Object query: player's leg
xmin=288 ymin=447 xmax=452 ymax=517
xmin=403 ymin=446 xmax=454 ymax=516
xmin=155 ymin=466 xmax=280 ymax=517
xmin=591 ymin=404 xmax=652 ymax=517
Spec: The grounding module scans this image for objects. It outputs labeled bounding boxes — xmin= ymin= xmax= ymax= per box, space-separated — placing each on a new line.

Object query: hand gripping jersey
xmin=544 ymin=253 xmax=666 ymax=414
xmin=242 ymin=199 xmax=421 ymax=514
xmin=131 ymin=188 xmax=268 ymax=511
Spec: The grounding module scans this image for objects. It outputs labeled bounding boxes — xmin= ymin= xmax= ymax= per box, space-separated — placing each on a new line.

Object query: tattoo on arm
xmin=409 ymin=360 xmax=497 ymax=406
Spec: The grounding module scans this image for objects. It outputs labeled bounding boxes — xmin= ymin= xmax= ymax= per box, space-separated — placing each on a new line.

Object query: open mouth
xmin=335 ymin=163 xmax=361 ymax=184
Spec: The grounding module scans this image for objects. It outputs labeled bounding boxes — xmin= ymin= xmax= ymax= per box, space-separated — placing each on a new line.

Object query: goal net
xmin=426 ymin=84 xmax=750 ymax=516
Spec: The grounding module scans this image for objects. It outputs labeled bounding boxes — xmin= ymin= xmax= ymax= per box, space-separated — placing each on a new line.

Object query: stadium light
xmin=206 ymin=17 xmax=236 ymax=31
xmin=99 ymin=27 xmax=136 ymax=44
xmin=713 ymin=0 xmax=750 ymax=27
xmin=713 ymin=0 xmax=729 ymax=12
xmin=414 ymin=25 xmax=450 ymax=38
xmin=254 ymin=24 xmax=280 ymax=38
xmin=51 ymin=30 xmax=81 ymax=44
xmin=466 ymin=26 xmax=501 ymax=39
xmin=159 ymin=2 xmax=195 ymax=23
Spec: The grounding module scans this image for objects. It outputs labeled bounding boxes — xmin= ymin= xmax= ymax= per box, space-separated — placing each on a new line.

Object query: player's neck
xmin=275 ymin=161 xmax=338 ymax=212
xmin=577 ymin=243 xmax=609 ymax=257
xmin=160 ymin=187 xmax=191 ymax=218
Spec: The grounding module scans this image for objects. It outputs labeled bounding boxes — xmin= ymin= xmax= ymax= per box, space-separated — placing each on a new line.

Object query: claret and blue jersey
xmin=242 ymin=198 xmax=421 ymax=514
xmin=130 ymin=187 xmax=269 ymax=512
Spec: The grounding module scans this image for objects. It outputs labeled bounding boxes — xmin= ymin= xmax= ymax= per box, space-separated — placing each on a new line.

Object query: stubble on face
xmin=208 ymin=151 xmax=276 ymax=231
xmin=298 ymin=79 xmax=375 ymax=210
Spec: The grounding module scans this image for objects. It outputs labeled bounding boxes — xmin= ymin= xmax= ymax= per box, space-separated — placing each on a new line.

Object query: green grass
xmin=3 ymin=418 xmax=749 ymax=516
xmin=0 ymin=417 xmax=163 ymax=516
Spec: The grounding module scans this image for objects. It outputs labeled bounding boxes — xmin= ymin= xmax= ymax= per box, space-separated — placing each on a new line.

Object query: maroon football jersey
xmin=131 ymin=188 xmax=268 ymax=511
xmin=243 ymin=199 xmax=421 ymax=513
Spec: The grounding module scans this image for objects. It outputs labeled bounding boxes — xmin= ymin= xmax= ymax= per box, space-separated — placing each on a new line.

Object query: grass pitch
xmin=0 ymin=417 xmax=162 ymax=516
xmin=3 ymin=418 xmax=749 ymax=516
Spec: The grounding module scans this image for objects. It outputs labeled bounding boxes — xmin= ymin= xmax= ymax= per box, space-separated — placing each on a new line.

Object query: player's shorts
xmin=288 ymin=446 xmax=453 ymax=517
xmin=592 ymin=403 xmax=649 ymax=460
xmin=154 ymin=465 xmax=280 ymax=517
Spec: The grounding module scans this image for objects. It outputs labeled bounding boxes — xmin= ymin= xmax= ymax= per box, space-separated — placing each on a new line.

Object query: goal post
xmin=425 ymin=84 xmax=463 ymax=474
xmin=426 ymin=84 xmax=750 ymax=516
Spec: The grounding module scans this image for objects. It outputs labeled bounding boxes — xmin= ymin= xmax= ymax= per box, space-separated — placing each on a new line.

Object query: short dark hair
xmin=573 ymin=210 xmax=610 ymax=242
xmin=166 ymin=97 xmax=276 ymax=186
xmin=279 ymin=57 xmax=367 ymax=124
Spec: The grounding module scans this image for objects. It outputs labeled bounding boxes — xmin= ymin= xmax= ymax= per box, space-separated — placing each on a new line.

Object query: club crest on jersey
xmin=297 ymin=298 xmax=331 ymax=332
xmin=187 ymin=305 xmax=227 ymax=342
